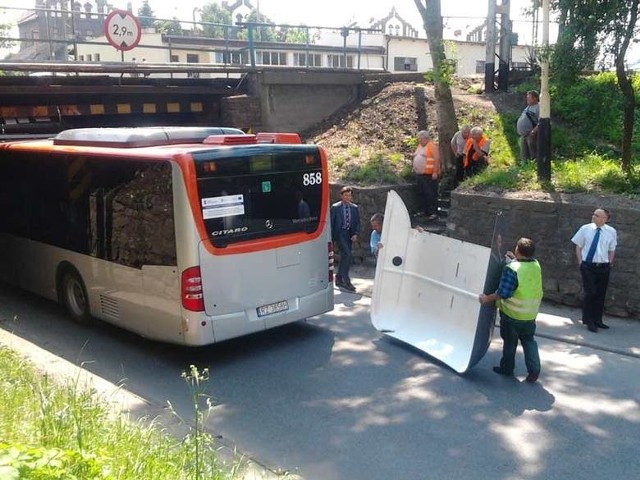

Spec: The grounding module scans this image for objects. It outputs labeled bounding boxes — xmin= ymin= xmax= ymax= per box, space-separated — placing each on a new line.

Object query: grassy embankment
xmin=340 ymin=72 xmax=640 ymax=195
xmin=0 ymin=349 xmax=241 ymax=479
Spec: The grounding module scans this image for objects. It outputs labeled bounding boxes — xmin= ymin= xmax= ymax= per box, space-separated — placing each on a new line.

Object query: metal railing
xmin=0 ymin=5 xmax=383 ymax=74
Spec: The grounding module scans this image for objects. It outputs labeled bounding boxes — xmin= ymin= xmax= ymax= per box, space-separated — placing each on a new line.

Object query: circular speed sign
xmin=104 ymin=10 xmax=142 ymax=51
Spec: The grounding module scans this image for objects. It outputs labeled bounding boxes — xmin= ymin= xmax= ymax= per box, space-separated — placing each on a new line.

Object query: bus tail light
xmin=328 ymin=242 xmax=334 ymax=283
xmin=181 ymin=266 xmax=205 ymax=312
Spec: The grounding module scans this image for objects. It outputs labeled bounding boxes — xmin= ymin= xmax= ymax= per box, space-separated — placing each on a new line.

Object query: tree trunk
xmin=614 ymin=0 xmax=639 ymax=174
xmin=414 ymin=0 xmax=458 ymax=172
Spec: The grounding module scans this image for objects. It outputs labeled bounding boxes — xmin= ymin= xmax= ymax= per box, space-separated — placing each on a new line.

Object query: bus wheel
xmin=61 ymin=270 xmax=91 ymax=323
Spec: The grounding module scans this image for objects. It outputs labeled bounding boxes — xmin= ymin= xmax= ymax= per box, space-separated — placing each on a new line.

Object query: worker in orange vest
xmin=463 ymin=126 xmax=491 ymax=178
xmin=412 ymin=130 xmax=441 ymax=220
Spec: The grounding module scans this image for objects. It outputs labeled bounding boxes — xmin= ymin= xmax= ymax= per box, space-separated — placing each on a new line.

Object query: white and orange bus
xmin=0 ymin=127 xmax=334 ymax=345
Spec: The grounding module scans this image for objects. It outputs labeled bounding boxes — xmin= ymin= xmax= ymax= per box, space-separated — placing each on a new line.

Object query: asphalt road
xmin=1 ymin=283 xmax=639 ymax=480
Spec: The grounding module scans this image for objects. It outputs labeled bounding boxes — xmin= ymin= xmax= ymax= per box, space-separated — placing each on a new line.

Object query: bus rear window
xmin=194 ymin=146 xmax=324 ymax=247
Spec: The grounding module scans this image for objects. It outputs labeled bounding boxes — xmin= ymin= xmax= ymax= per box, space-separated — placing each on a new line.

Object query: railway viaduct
xmin=0 ymin=64 xmax=420 ymax=135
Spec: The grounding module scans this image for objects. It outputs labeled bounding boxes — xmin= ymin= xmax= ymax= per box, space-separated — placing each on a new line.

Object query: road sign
xmin=103 ymin=10 xmax=142 ymax=51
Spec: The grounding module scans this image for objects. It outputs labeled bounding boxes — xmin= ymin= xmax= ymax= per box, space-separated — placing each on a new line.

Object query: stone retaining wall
xmin=447 ymin=190 xmax=639 ymax=318
xmin=332 ymin=185 xmax=640 ymax=318
xmin=330 ymin=184 xmax=421 ymax=265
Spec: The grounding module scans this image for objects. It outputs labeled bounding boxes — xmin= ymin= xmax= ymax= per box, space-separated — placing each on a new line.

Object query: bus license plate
xmin=257 ymin=300 xmax=289 ymax=317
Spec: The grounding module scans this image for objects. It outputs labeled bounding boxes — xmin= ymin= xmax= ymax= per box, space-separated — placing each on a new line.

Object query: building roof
xmin=369 ymin=7 xmax=419 ymax=38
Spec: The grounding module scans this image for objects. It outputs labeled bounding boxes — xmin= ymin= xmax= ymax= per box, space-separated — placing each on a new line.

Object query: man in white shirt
xmin=450 ymin=125 xmax=470 ymax=185
xmin=516 ymin=90 xmax=540 ymax=163
xmin=571 ymin=208 xmax=617 ymax=332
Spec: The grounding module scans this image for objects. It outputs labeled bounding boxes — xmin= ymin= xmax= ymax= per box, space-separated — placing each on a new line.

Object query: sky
xmin=0 ymin=1 xmax=551 ymax=46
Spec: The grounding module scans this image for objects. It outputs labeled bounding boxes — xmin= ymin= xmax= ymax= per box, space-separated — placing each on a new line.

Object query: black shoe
xmin=587 ymin=324 xmax=598 ymax=332
xmin=344 ymin=282 xmax=356 ymax=292
xmin=493 ymin=366 xmax=513 ymax=377
xmin=525 ymin=373 xmax=539 ymax=383
xmin=335 ymin=276 xmax=345 ymax=288
xmin=596 ymin=323 xmax=610 ymax=329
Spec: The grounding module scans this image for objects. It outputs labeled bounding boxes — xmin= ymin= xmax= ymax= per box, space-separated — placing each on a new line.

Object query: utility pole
xmin=537 ymin=0 xmax=551 ymax=181
xmin=484 ymin=0 xmax=497 ymax=93
xmin=497 ymin=0 xmax=511 ymax=92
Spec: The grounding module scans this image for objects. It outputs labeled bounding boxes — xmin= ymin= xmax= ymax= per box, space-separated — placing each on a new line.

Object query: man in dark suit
xmin=330 ymin=186 xmax=360 ymax=292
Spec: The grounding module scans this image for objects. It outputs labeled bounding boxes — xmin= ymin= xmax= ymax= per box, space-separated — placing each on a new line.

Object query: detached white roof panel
xmin=371 ymin=190 xmax=499 ymax=373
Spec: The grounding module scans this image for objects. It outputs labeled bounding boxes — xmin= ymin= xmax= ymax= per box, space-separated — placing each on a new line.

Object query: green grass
xmin=342 ymin=152 xmax=413 ymax=184
xmin=464 ymin=154 xmax=640 ymax=195
xmin=0 ymin=347 xmax=240 ymax=479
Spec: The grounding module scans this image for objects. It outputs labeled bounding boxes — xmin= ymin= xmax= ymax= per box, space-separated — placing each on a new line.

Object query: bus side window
xmin=107 ymin=162 xmax=176 ymax=268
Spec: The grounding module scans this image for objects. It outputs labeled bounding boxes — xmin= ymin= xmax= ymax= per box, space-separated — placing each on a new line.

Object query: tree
xmin=413 ymin=0 xmax=458 ymax=171
xmin=137 ymin=0 xmax=156 ymax=29
xmin=155 ymin=18 xmax=183 ymax=36
xmin=1 ymin=21 xmax=15 ymax=51
xmin=200 ymin=3 xmax=234 ymax=39
xmin=607 ymin=0 xmax=639 ymax=173
xmin=551 ymin=0 xmax=601 ymax=87
xmin=551 ymin=0 xmax=640 ymax=173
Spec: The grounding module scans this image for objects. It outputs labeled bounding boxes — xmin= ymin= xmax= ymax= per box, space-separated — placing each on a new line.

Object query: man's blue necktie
xmin=585 ymin=227 xmax=601 ymax=263
xmin=344 ymin=204 xmax=350 ymax=229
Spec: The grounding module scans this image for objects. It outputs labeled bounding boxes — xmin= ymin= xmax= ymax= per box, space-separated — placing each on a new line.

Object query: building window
xmin=94 ymin=53 xmax=100 ymax=62
xmin=257 ymin=51 xmax=287 ymax=66
xmin=293 ymin=52 xmax=322 ymax=67
xmin=187 ymin=54 xmax=200 ymax=78
xmin=79 ymin=55 xmax=84 ymax=61
xmin=476 ymin=60 xmax=485 ymax=74
xmin=394 ymin=57 xmax=417 ymax=71
xmin=327 ymin=54 xmax=354 ymax=69
xmin=170 ymin=55 xmax=179 ymax=62
xmin=512 ymin=61 xmax=529 ymax=71
xmin=215 ymin=51 xmax=244 ymax=65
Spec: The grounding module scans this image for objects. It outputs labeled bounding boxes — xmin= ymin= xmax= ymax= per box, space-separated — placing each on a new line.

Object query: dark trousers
xmin=334 ymin=229 xmax=353 ymax=283
xmin=498 ymin=312 xmax=541 ymax=375
xmin=415 ymin=174 xmax=438 ymax=216
xmin=464 ymin=157 xmax=488 ymax=179
xmin=519 ymin=133 xmax=537 ymax=163
xmin=580 ymin=262 xmax=611 ymax=327
xmin=454 ymin=154 xmax=465 ymax=184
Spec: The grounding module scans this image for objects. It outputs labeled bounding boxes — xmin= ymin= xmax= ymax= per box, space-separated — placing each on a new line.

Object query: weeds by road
xmin=0 ymin=347 xmax=238 ymax=479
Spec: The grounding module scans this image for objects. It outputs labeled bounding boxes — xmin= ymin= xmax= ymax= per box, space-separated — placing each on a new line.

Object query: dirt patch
xmin=303 ymin=79 xmax=524 ymax=185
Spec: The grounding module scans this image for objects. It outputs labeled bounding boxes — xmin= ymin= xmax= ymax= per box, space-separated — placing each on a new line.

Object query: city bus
xmin=0 ymin=127 xmax=334 ymax=345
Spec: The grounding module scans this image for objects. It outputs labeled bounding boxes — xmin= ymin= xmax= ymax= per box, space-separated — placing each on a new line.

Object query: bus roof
xmin=52 ymin=127 xmax=246 ymax=148
xmin=0 ymin=128 xmax=309 ymax=159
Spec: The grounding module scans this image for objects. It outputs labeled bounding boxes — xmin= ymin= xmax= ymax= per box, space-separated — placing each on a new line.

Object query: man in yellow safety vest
xmin=479 ymin=237 xmax=543 ymax=383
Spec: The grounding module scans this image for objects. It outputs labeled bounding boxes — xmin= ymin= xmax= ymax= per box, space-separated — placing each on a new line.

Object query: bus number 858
xmin=303 ymin=172 xmax=322 ymax=186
